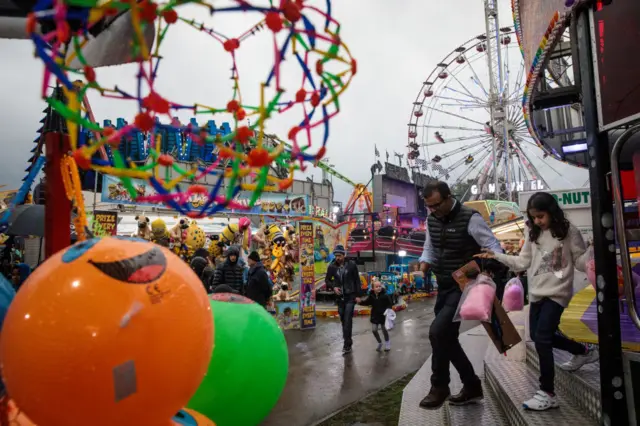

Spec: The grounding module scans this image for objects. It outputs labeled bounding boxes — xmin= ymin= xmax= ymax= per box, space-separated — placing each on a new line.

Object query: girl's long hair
xmin=526 ymin=192 xmax=570 ymax=243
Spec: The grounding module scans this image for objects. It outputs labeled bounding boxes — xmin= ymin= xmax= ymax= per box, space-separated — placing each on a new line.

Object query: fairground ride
xmin=406 ymin=0 xmax=579 ymax=202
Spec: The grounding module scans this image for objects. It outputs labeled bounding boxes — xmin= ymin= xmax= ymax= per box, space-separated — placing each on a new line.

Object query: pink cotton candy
xmin=503 ymin=278 xmax=524 ymax=312
xmin=459 ymin=283 xmax=496 ymax=321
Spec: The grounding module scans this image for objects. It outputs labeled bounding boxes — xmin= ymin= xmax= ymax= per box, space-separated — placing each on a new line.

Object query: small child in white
xmin=357 ymin=278 xmax=393 ymax=351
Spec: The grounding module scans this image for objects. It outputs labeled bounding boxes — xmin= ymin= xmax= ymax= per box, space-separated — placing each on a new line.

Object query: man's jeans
xmin=530 ymin=297 xmax=586 ymax=394
xmin=430 ymin=288 xmax=481 ymax=389
xmin=337 ymin=295 xmax=356 ymax=349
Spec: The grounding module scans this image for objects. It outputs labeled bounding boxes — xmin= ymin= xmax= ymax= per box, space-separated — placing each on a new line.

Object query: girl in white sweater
xmin=476 ymin=192 xmax=598 ymax=411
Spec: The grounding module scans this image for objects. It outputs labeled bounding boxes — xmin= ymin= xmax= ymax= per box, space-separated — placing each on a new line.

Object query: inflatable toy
xmin=188 ymin=293 xmax=288 ymax=426
xmin=172 ymin=408 xmax=216 ymax=426
xmin=0 ymin=237 xmax=213 ymax=426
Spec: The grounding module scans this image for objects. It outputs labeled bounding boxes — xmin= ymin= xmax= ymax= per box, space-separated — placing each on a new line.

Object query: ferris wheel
xmin=406 ymin=1 xmax=576 ymax=202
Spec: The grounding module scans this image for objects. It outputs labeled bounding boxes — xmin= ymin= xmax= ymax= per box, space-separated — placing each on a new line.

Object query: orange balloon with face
xmin=0 ymin=237 xmax=214 ymax=426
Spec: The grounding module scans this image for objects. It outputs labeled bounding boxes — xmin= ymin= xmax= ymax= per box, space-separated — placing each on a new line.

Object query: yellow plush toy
xmin=151 ymin=218 xmax=170 ymax=247
xmin=184 ymin=221 xmax=206 ymax=256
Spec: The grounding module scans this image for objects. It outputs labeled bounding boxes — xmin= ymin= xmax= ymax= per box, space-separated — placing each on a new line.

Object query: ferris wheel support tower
xmin=483 ymin=0 xmax=508 ymax=200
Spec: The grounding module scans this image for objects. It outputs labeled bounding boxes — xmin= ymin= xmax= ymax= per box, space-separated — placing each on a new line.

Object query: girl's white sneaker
xmin=560 ymin=347 xmax=599 ymax=371
xmin=376 ymin=343 xmax=382 ymax=352
xmin=523 ymin=390 xmax=559 ymax=411
xmin=384 ymin=341 xmax=391 ymax=351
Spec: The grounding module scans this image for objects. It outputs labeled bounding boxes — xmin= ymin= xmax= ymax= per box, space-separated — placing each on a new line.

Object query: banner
xmin=299 ymin=221 xmax=316 ymax=330
xmin=101 ymin=175 xmax=308 ymax=216
xmin=91 ymin=210 xmax=118 ymax=237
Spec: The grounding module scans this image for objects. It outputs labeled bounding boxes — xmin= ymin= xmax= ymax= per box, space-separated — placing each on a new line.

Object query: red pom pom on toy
xmin=84 ymin=66 xmax=96 ymax=83
xmin=248 ymin=148 xmax=271 ymax=167
xmin=295 ymin=89 xmax=306 ymax=103
xmin=162 ymin=9 xmax=178 ymax=24
xmin=227 ymin=100 xmax=240 ymax=112
xmin=223 ymin=38 xmax=240 ymax=52
xmin=283 ymin=1 xmax=302 ymax=22
xmin=142 ymin=92 xmax=170 ymax=114
xmin=310 ymin=92 xmax=320 ymax=107
xmin=135 ymin=112 xmax=155 ymax=132
xmin=235 ymin=126 xmax=254 ymax=144
xmin=158 ymin=154 xmax=174 ymax=166
xmin=265 ymin=11 xmax=283 ymax=32
xmin=140 ymin=1 xmax=158 ymax=23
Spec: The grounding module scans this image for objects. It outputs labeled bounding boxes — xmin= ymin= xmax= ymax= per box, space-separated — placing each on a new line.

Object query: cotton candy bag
xmin=502 ymin=277 xmax=524 ymax=311
xmin=454 ymin=273 xmax=496 ymax=322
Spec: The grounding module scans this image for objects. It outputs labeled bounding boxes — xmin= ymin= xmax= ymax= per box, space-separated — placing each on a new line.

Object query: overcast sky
xmin=0 ymin=0 xmax=587 ymax=203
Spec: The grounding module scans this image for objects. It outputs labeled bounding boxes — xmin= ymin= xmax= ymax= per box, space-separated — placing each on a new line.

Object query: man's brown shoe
xmin=419 ymin=387 xmax=450 ymax=410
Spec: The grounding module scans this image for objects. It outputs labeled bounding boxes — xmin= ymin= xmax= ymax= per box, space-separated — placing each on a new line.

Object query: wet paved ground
xmin=263 ymin=298 xmax=439 ymax=426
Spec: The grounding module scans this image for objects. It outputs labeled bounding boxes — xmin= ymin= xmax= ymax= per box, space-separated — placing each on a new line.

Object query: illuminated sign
xmin=471 ymin=180 xmax=545 ymax=195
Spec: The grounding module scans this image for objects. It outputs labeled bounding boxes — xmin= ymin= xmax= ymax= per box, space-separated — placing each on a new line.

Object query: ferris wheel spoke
xmin=518 ymin=139 xmax=577 ymax=187
xmin=418 ymin=125 xmax=485 ymax=132
xmin=466 ymin=153 xmax=495 ymax=200
xmin=447 ymin=73 xmax=487 ymax=104
xmin=443 ymin=85 xmax=487 ymax=105
xmin=435 ymin=96 xmax=489 ymax=108
xmin=422 ymin=133 xmax=489 ymax=145
xmin=429 ymin=107 xmax=487 ymax=126
xmin=435 ymin=143 xmax=491 ymax=180
xmin=435 ymin=139 xmax=492 ymax=160
xmin=456 ymin=149 xmax=492 ymax=184
xmin=512 ymin=142 xmax=552 ymax=189
xmin=464 ymin=55 xmax=490 ymax=98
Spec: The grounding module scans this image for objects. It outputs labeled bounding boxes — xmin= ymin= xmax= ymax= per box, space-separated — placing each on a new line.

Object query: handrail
xmin=610 ymin=123 xmax=640 ymax=331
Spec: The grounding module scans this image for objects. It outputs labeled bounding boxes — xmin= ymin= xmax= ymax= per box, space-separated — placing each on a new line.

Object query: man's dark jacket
xmin=427 ymin=202 xmax=482 ymax=291
xmin=211 ymin=246 xmax=245 ymax=294
xmin=325 ymin=259 xmax=361 ymax=297
xmin=246 ymin=262 xmax=272 ymax=307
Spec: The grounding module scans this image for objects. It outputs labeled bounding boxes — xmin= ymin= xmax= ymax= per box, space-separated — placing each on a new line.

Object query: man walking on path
xmin=245 ymin=251 xmax=272 ymax=307
xmin=325 ymin=245 xmax=362 ymax=354
xmin=418 ymin=181 xmax=503 ymax=409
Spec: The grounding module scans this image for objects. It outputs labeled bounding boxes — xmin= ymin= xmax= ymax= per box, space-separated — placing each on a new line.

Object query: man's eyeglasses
xmin=425 ymin=197 xmax=448 ymax=211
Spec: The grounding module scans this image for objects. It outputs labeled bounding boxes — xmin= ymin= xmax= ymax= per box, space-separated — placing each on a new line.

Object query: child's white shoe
xmin=376 ymin=343 xmax=382 ymax=352
xmin=384 ymin=341 xmax=391 ymax=352
xmin=523 ymin=390 xmax=559 ymax=411
xmin=560 ymin=346 xmax=599 ymax=371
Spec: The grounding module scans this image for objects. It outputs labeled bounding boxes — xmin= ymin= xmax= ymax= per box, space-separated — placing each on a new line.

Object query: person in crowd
xmin=190 ymin=255 xmax=210 ymax=291
xmin=418 ymin=180 xmax=503 ymax=409
xmin=210 ymin=245 xmax=245 ymax=294
xmin=245 ymin=251 xmax=272 ymax=307
xmin=356 ymin=277 xmax=393 ymax=352
xmin=10 ymin=262 xmax=31 ymax=291
xmin=476 ymin=191 xmax=599 ymax=411
xmin=325 ymin=244 xmax=362 ymax=354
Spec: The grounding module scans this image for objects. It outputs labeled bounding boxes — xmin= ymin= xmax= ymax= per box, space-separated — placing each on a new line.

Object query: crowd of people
xmin=188 ymin=246 xmax=272 ymax=308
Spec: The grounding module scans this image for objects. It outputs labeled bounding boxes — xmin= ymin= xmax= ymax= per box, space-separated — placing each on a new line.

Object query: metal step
xmin=398 ymin=353 xmax=447 ymax=425
xmin=524 ymin=341 xmax=601 ymax=424
xmin=485 ymin=356 xmax=598 ymax=426
xmin=399 ymin=325 xmax=507 ymax=425
xmin=445 ymin=380 xmax=509 ymax=425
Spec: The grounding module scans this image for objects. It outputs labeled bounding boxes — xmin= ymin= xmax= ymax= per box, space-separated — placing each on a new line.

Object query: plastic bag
xmin=384 ymin=308 xmax=396 ymax=330
xmin=454 ymin=273 xmax=496 ymax=322
xmin=502 ymin=277 xmax=524 ymax=312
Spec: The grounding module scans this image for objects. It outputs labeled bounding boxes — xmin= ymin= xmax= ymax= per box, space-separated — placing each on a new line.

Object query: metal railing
xmin=610 ymin=123 xmax=640 ymax=331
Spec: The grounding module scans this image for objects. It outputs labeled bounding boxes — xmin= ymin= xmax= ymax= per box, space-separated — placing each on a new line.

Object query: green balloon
xmin=187 ymin=294 xmax=289 ymax=426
